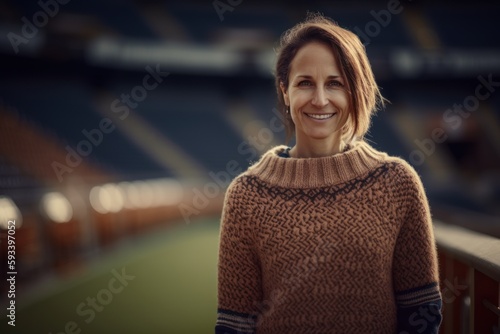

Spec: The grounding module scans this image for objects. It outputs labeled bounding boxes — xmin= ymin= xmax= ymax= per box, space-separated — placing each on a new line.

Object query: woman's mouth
xmin=305 ymin=113 xmax=336 ymax=120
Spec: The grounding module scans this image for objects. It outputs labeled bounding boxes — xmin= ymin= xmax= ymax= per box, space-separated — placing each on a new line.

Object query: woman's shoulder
xmin=226 ymin=172 xmax=250 ymax=192
xmin=350 ymin=141 xmax=422 ymax=183
xmin=222 ymin=145 xmax=289 ymax=197
xmin=224 ymin=168 xmax=261 ymax=197
xmin=380 ymin=154 xmax=426 ymax=192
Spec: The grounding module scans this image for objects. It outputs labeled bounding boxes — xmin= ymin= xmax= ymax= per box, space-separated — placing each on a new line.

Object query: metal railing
xmin=434 ymin=221 xmax=500 ymax=334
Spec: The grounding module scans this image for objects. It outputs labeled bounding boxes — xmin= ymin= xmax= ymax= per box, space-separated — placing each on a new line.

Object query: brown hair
xmin=275 ymin=13 xmax=385 ymax=143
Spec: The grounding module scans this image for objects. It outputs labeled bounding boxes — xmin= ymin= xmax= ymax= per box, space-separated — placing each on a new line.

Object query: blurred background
xmin=0 ymin=0 xmax=499 ymax=333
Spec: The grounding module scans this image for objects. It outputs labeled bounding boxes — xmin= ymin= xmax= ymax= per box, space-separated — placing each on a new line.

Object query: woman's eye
xmin=328 ymin=80 xmax=343 ymax=87
xmin=297 ymin=80 xmax=343 ymax=87
xmin=298 ymin=80 xmax=312 ymax=86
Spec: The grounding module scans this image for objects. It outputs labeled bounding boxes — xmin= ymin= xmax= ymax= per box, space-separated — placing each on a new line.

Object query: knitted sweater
xmin=216 ymin=141 xmax=442 ymax=334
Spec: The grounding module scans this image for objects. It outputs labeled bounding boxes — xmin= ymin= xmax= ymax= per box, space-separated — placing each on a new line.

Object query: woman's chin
xmin=304 ymin=130 xmax=336 ymax=141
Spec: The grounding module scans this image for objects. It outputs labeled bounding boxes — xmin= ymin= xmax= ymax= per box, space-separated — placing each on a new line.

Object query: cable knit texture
xmin=216 ymin=141 xmax=441 ymax=334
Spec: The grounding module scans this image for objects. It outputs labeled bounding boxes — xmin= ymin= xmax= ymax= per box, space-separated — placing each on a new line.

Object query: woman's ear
xmin=280 ymin=81 xmax=290 ymax=107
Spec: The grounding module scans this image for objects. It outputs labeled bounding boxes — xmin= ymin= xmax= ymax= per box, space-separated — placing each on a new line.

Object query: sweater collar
xmin=246 ymin=141 xmax=388 ymax=188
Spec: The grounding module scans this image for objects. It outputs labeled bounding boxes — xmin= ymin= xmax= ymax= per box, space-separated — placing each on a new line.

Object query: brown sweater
xmin=216 ymin=141 xmax=442 ymax=334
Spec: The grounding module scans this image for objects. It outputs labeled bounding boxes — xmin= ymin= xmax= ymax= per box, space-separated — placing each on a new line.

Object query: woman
xmin=216 ymin=14 xmax=442 ymax=334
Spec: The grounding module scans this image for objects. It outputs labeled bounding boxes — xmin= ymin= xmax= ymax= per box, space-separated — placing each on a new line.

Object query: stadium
xmin=0 ymin=0 xmax=499 ymax=333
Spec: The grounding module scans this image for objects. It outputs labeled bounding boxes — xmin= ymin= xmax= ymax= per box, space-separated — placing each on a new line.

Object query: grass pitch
xmin=3 ymin=218 xmax=220 ymax=334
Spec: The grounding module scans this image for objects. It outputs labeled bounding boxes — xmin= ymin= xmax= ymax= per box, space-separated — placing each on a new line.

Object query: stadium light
xmin=0 ymin=196 xmax=23 ymax=229
xmin=118 ymin=179 xmax=183 ymax=209
xmin=156 ymin=178 xmax=184 ymax=206
xmin=41 ymin=192 xmax=73 ymax=223
xmin=135 ymin=181 xmax=154 ymax=208
xmin=89 ymin=183 xmax=124 ymax=214
xmin=118 ymin=181 xmax=140 ymax=209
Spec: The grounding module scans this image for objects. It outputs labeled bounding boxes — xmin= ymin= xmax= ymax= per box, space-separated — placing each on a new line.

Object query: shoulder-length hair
xmin=275 ymin=13 xmax=385 ymax=143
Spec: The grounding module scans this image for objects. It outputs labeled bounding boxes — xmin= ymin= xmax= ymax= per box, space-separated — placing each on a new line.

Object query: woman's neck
xmin=289 ymin=133 xmax=345 ymax=158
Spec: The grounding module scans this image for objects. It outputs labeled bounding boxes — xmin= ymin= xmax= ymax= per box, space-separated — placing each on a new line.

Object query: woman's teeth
xmin=305 ymin=113 xmax=336 ymax=120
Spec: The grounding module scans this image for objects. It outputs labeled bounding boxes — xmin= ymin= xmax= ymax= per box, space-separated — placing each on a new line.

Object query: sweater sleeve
xmin=392 ymin=162 xmax=442 ymax=334
xmin=216 ymin=178 xmax=262 ymax=334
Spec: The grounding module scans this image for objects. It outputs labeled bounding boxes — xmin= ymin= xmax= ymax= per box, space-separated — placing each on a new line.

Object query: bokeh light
xmin=41 ymin=192 xmax=73 ymax=223
xmin=0 ymin=196 xmax=22 ymax=229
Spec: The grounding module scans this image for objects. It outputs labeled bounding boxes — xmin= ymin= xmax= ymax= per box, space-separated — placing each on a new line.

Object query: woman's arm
xmin=392 ymin=162 xmax=442 ymax=334
xmin=216 ymin=178 xmax=262 ymax=334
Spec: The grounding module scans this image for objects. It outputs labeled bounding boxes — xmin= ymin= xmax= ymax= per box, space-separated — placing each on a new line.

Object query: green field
xmin=2 ymin=218 xmax=220 ymax=334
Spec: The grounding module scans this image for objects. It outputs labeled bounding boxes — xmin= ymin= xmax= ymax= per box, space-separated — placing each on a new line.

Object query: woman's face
xmin=281 ymin=41 xmax=349 ymax=144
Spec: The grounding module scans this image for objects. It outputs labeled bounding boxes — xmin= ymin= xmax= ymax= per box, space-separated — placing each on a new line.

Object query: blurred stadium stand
xmin=0 ymin=0 xmax=499 ymax=332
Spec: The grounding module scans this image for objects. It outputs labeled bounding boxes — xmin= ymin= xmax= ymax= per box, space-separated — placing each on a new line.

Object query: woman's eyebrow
xmin=294 ymin=74 xmax=342 ymax=79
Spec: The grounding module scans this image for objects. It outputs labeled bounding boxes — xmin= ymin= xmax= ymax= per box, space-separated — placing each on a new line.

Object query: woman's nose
xmin=311 ymin=87 xmax=328 ymax=108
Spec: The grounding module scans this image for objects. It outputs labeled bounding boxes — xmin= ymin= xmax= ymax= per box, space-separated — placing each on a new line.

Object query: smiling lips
xmin=305 ymin=113 xmax=337 ymax=120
